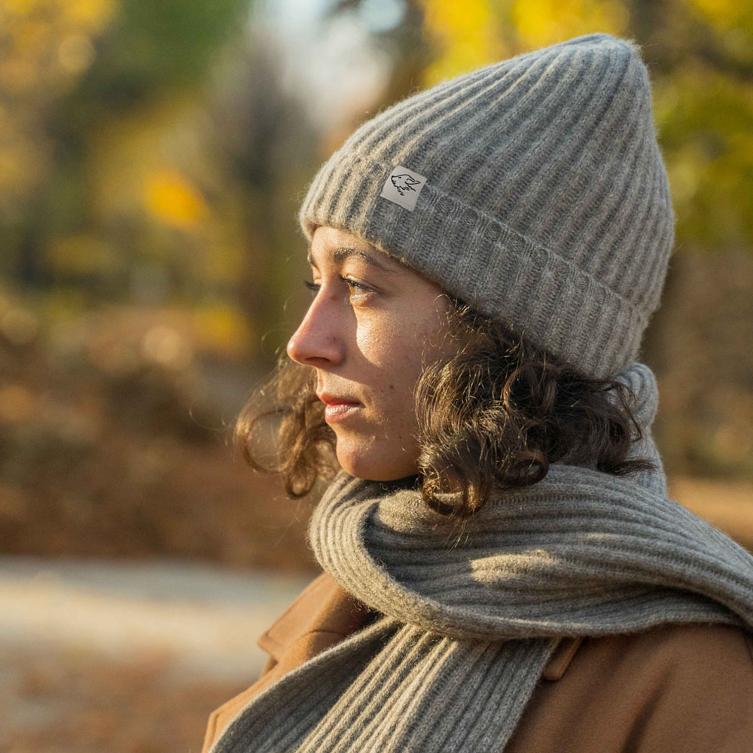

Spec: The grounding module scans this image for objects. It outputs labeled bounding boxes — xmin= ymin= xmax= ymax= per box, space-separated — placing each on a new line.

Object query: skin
xmin=286 ymin=225 xmax=458 ymax=482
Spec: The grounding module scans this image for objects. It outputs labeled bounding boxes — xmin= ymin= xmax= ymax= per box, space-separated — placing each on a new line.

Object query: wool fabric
xmin=297 ymin=32 xmax=675 ymax=379
xmin=209 ymin=362 xmax=753 ymax=753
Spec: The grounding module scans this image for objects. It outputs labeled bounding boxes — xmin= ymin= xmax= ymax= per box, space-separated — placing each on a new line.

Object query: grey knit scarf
xmin=211 ymin=362 xmax=753 ymax=753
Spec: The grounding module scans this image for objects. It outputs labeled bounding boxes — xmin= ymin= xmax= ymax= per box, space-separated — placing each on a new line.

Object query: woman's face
xmin=287 ymin=225 xmax=457 ymax=481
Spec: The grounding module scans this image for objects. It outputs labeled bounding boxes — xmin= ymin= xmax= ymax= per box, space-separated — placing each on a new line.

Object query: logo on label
xmin=380 ymin=164 xmax=427 ymax=211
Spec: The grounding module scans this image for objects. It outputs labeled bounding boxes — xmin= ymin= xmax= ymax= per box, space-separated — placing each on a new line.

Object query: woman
xmin=202 ymin=32 xmax=753 ymax=753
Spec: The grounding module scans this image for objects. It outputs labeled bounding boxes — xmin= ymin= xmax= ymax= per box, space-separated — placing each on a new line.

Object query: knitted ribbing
xmin=211 ymin=363 xmax=753 ymax=753
xmin=297 ymin=33 xmax=675 ymax=379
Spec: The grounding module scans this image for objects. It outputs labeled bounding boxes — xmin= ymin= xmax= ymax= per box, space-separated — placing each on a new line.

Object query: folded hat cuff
xmin=298 ymin=149 xmax=648 ymax=380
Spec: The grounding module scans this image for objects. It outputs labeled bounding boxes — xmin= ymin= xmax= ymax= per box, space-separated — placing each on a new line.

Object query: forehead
xmin=306 ymin=245 xmax=398 ymax=274
xmin=307 ymin=227 xmax=400 ymax=274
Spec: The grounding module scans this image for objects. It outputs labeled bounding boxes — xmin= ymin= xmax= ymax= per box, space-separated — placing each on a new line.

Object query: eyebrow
xmin=306 ymin=245 xmax=397 ymax=274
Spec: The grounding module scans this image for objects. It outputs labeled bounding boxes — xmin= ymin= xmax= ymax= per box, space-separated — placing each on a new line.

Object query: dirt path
xmin=0 ymin=557 xmax=313 ymax=753
xmin=0 ymin=556 xmax=312 ymax=680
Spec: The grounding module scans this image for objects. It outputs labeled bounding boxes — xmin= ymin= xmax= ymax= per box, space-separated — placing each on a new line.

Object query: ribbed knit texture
xmin=210 ymin=362 xmax=753 ymax=753
xmin=297 ymin=33 xmax=675 ymax=379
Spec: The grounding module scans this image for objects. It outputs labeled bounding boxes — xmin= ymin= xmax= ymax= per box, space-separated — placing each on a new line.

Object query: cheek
xmin=356 ymin=315 xmax=427 ymax=403
xmin=362 ymin=307 xmax=411 ymax=348
xmin=354 ymin=315 xmax=395 ymax=368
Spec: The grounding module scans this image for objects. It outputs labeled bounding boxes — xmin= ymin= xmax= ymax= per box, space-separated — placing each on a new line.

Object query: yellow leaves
xmin=411 ymin=0 xmax=752 ymax=253
xmin=510 ymin=0 xmax=629 ymax=49
xmin=1 ymin=0 xmax=115 ymax=27
xmin=689 ymin=0 xmax=753 ymax=32
xmin=192 ymin=303 xmax=254 ymax=360
xmin=67 ymin=0 xmax=117 ymax=28
xmin=421 ymin=0 xmax=495 ymax=47
xmin=417 ymin=0 xmax=630 ymax=85
xmin=88 ymin=94 xmax=201 ymax=220
xmin=1 ymin=0 xmax=42 ymax=14
xmin=0 ymin=0 xmax=118 ymax=213
xmin=654 ymin=64 xmax=753 ymax=249
xmin=145 ymin=168 xmax=207 ymax=229
xmin=1 ymin=0 xmax=115 ymax=76
xmin=419 ymin=0 xmax=503 ymax=85
xmin=688 ymin=0 xmax=753 ymax=61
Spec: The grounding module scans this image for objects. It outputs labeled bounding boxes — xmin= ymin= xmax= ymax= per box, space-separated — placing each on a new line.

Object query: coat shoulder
xmin=588 ymin=621 xmax=753 ymax=750
xmin=591 ymin=620 xmax=753 ymax=684
xmin=508 ymin=621 xmax=753 ymax=753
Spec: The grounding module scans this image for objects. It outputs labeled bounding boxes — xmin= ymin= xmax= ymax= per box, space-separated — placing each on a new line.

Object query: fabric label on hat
xmin=380 ymin=165 xmax=427 ymax=211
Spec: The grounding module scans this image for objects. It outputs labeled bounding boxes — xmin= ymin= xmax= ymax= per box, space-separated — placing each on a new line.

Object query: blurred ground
xmin=0 ymin=557 xmax=311 ymax=753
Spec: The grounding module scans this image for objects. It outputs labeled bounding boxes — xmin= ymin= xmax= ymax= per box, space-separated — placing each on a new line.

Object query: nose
xmin=286 ymin=292 xmax=344 ymax=366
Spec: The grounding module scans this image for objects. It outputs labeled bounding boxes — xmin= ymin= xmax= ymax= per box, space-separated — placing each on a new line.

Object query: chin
xmin=335 ymin=442 xmax=415 ymax=482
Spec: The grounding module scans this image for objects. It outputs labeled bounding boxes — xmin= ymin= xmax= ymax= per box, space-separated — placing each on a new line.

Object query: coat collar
xmin=257 ymin=572 xmax=582 ymax=682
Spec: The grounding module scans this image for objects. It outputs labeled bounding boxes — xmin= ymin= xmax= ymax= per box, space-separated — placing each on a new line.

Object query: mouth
xmin=317 ymin=393 xmax=362 ymax=423
xmin=322 ymin=403 xmax=361 ymax=423
xmin=317 ymin=392 xmax=360 ymax=405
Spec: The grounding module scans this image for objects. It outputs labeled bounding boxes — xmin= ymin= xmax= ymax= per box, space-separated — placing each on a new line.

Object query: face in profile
xmin=286 ymin=225 xmax=457 ymax=482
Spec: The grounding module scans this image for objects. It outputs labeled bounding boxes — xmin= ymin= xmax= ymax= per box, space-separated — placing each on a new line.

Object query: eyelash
xmin=303 ymin=276 xmax=372 ymax=296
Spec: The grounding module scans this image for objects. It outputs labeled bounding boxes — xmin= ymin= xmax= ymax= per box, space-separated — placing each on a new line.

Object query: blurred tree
xmin=328 ymin=0 xmax=432 ymax=127
xmin=0 ymin=0 xmax=250 ymax=289
xmin=203 ymin=26 xmax=321 ymax=368
xmin=0 ymin=0 xmax=118 ymax=283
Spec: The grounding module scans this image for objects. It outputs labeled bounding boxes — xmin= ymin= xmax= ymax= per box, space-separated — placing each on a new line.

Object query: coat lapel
xmin=256 ymin=571 xmax=374 ymax=661
xmin=201 ymin=572 xmax=583 ymax=753
xmin=256 ymin=571 xmax=582 ymax=680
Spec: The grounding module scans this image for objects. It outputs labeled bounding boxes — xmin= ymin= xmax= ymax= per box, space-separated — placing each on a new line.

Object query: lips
xmin=317 ymin=392 xmax=362 ymax=423
xmin=317 ymin=393 xmax=361 ymax=406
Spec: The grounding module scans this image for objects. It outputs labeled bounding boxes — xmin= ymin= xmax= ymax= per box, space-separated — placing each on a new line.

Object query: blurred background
xmin=1 ymin=0 xmax=752 ymax=751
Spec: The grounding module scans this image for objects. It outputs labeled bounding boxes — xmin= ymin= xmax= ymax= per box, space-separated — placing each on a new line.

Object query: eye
xmin=302 ymin=276 xmax=373 ymax=298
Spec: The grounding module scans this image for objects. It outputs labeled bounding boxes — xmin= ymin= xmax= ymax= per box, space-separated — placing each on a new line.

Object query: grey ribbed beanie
xmin=297 ymin=32 xmax=675 ymax=380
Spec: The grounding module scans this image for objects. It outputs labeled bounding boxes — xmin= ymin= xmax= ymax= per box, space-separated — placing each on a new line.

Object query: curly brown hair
xmin=232 ymin=294 xmax=657 ymax=519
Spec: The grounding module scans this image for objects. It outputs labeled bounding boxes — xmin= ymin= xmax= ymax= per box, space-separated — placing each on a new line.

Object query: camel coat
xmin=202 ymin=572 xmax=753 ymax=753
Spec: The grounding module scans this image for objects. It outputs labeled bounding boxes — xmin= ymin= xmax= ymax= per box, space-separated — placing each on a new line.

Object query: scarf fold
xmin=212 ymin=362 xmax=753 ymax=753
